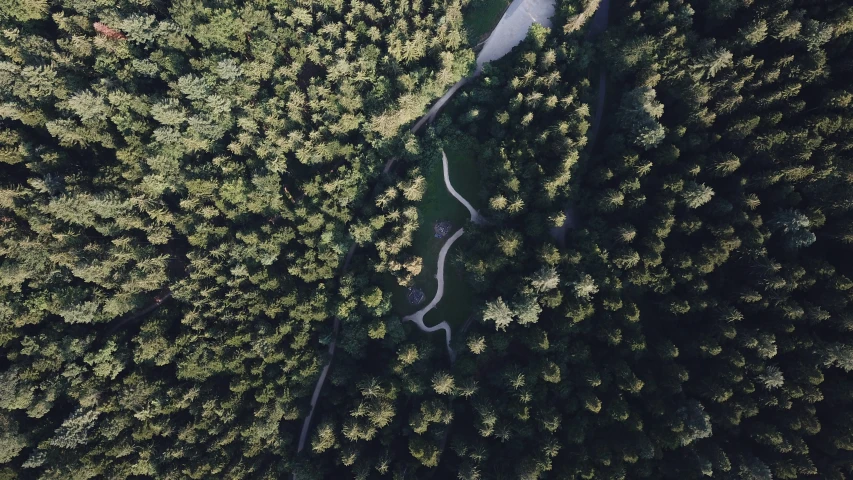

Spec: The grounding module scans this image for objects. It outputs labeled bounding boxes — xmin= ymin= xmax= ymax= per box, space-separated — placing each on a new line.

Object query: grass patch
xmin=464 ymin=0 xmax=511 ymax=45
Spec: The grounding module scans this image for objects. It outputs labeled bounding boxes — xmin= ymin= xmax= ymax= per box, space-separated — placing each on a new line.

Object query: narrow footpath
xmin=402 ymin=227 xmax=465 ymax=362
xmin=402 ymin=148 xmax=486 ymax=361
xmin=296 ymin=0 xmax=571 ymax=465
xmin=474 ymin=0 xmax=555 ymax=73
xmin=442 ymin=150 xmax=485 ymax=225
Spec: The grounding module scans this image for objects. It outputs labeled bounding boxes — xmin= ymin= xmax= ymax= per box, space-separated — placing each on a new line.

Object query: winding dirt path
xmin=296 ymin=0 xmax=607 ymax=464
xmin=442 ymin=150 xmax=485 ymax=225
xmin=402 ymin=147 xmax=487 ymax=360
xmin=548 ymin=206 xmax=576 ymax=247
xmin=402 ymin=227 xmax=465 ymax=362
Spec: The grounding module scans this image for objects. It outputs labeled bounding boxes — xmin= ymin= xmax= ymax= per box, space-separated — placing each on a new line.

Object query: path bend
xmin=403 ymin=227 xmax=464 ymax=361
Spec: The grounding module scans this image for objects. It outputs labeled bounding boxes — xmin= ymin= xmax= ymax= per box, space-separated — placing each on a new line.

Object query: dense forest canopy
xmin=2 ymin=0 xmax=853 ymax=478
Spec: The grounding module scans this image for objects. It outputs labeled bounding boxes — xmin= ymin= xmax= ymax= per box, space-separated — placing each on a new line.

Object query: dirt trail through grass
xmin=442 ymin=150 xmax=485 ymax=225
xmin=402 ymin=227 xmax=465 ymax=362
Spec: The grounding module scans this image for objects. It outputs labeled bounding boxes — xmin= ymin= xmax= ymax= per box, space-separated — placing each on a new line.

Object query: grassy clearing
xmin=386 ymin=140 xmax=484 ymax=332
xmin=464 ymin=0 xmax=511 ymax=45
xmin=385 ymin=150 xmax=470 ymax=319
xmin=419 ymin=138 xmax=484 ymax=330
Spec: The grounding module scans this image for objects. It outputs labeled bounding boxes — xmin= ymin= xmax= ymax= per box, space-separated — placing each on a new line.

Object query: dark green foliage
xmin=3 ymin=0 xmax=853 ymax=477
xmin=0 ymin=0 xmax=471 ymax=476
xmin=391 ymin=0 xmax=853 ymax=478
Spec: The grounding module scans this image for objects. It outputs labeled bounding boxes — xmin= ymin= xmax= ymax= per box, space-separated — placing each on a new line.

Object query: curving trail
xmin=403 ymin=227 xmax=465 ymax=362
xmin=402 ymin=149 xmax=487 ymax=360
xmin=474 ymin=0 xmax=555 ymax=74
xmin=442 ymin=150 xmax=486 ymax=225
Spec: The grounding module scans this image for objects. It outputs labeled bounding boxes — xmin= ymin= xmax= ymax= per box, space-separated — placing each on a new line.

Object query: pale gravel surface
xmin=475 ymin=0 xmax=556 ymax=73
xmin=402 ymin=146 xmax=489 ymax=361
xmin=409 ymin=0 xmax=557 ymax=133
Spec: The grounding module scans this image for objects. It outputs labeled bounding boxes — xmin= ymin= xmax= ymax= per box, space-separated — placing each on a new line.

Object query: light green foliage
xmin=48 ymin=409 xmax=100 ymax=449
xmin=467 ymin=336 xmax=486 ymax=354
xmin=572 ymin=274 xmax=599 ymax=301
xmin=83 ymin=341 xmax=125 ymax=379
xmin=483 ymin=297 xmax=514 ymax=331
xmin=0 ymin=0 xmax=472 ymax=474
xmin=617 ymin=86 xmax=666 ymax=149
xmin=682 ymin=181 xmax=715 ymax=208
xmin=432 ymin=372 xmax=456 ymax=395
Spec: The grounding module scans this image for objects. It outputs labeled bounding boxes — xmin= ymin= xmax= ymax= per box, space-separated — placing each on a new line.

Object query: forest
xmin=1 ymin=0 xmax=853 ymax=478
